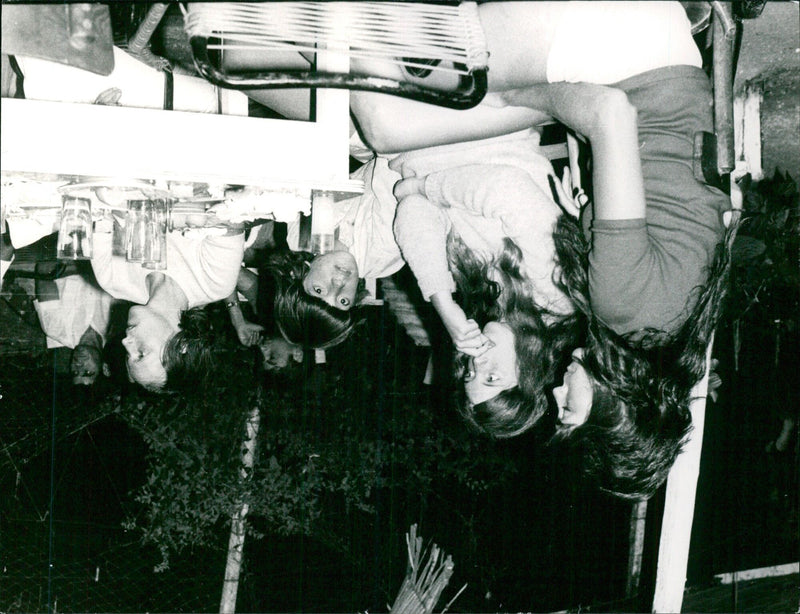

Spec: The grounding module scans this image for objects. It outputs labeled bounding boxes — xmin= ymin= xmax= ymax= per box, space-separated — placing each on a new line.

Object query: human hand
xmin=235 ymin=320 xmax=264 ymax=347
xmin=393 ymin=177 xmax=427 ymax=202
xmin=431 ymin=293 xmax=491 ymax=357
xmin=550 ymin=167 xmax=589 ymax=219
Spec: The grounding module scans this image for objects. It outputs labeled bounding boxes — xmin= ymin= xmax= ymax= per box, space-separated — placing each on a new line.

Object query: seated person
xmin=247 ymin=1 xmax=732 ymax=498
xmin=91 ymin=217 xmax=244 ymax=392
xmin=391 ymin=133 xmax=580 ymax=437
xmin=236 ymin=55 xmax=577 ymax=434
xmin=379 ymin=0 xmax=730 ymax=499
xmin=226 ymin=157 xmax=406 ymax=351
xmin=32 ymin=270 xmax=116 ymax=386
xmin=220 ymin=246 xmax=303 ymax=372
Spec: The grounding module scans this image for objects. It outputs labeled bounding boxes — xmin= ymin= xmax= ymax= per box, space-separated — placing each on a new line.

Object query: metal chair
xmin=184 ymin=1 xmax=490 ymax=110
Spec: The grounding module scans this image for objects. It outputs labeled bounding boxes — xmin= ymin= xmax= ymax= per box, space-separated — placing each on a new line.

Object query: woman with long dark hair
xmin=469 ymin=1 xmax=733 ymax=497
xmin=243 ymin=156 xmax=406 ymax=351
xmin=392 ymin=132 xmax=581 ymax=437
xmin=358 ymin=2 xmax=734 ymax=496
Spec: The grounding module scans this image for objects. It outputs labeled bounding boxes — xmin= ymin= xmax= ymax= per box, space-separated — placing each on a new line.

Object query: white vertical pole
xmin=314 ymin=5 xmax=352 ymax=183
xmin=652 ymin=340 xmax=714 ymax=613
xmin=220 ymin=403 xmax=261 ymax=614
xmin=733 ymin=82 xmax=764 ymax=181
xmin=625 ymin=500 xmax=648 ymax=598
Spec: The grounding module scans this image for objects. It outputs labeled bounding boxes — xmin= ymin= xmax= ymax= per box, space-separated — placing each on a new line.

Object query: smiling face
xmin=122 ymin=305 xmax=178 ymax=390
xmin=303 ymin=250 xmax=359 ymax=311
xmin=464 ymin=321 xmax=519 ymax=406
xmin=553 ymin=348 xmax=594 ymax=429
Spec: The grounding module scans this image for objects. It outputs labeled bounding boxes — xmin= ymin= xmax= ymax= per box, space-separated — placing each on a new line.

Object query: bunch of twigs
xmin=389 ymin=525 xmax=466 ymax=614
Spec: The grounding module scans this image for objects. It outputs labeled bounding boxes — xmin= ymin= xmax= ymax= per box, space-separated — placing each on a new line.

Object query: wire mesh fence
xmin=2 ymin=280 xmax=797 ymax=613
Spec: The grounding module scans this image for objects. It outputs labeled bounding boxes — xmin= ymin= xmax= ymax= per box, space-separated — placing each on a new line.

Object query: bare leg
xmin=231 ymin=2 xmax=566 ymax=152
xmin=477 ymin=1 xmax=563 ymax=89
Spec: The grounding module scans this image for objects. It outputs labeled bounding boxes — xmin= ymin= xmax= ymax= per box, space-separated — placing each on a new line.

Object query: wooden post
xmin=219 ymin=402 xmax=261 ymax=614
xmin=734 ymin=81 xmax=764 ymax=181
xmin=651 ymin=341 xmax=714 ymax=613
xmin=625 ymin=500 xmax=648 ymax=599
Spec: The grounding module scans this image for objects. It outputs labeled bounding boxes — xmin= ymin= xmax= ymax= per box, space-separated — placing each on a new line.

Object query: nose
xmin=122 ymin=336 xmax=134 ymax=353
xmin=330 ymin=272 xmax=346 ymax=289
xmin=552 ymin=384 xmax=566 ymax=409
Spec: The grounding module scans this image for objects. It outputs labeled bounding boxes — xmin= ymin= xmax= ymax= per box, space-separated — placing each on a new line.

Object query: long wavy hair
xmin=258 ymin=250 xmax=358 ymax=350
xmin=449 ymin=228 xmax=581 ymax=438
xmin=550 ymin=212 xmax=737 ymax=499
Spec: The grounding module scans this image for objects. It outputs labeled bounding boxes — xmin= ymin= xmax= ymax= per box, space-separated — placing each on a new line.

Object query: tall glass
xmin=310 ymin=192 xmax=335 ymax=255
xmin=57 ymin=196 xmax=93 ymax=260
xmin=125 ymin=199 xmax=148 ymax=263
xmin=142 ymin=198 xmax=170 ymax=270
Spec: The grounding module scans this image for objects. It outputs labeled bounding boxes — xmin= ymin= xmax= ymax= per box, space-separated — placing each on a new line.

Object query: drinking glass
xmin=125 ymin=199 xmax=148 ymax=263
xmin=142 ymin=198 xmax=170 ymax=270
xmin=57 ymin=196 xmax=93 ymax=260
xmin=310 ymin=192 xmax=335 ymax=255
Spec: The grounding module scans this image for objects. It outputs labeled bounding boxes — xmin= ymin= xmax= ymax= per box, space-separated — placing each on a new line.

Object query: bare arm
xmin=393 ymin=193 xmax=489 ymax=355
xmin=244 ymin=76 xmax=551 ymax=155
xmin=225 ymin=268 xmax=264 ymax=347
xmin=499 ymin=83 xmax=645 ymax=221
xmin=350 ymin=91 xmax=552 ymax=154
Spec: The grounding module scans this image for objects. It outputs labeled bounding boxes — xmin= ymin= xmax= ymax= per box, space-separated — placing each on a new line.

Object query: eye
xmin=463 ymin=368 xmax=476 ymax=382
xmin=313 ymin=286 xmax=323 ymax=295
xmin=486 ymin=373 xmax=500 ymax=383
xmin=339 ymin=297 xmax=350 ymax=307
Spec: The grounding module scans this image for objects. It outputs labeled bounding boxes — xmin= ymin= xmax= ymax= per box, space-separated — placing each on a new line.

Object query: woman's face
xmin=122 ymin=305 xmax=177 ymax=389
xmin=303 ymin=251 xmax=359 ymax=311
xmin=553 ymin=348 xmax=594 ymax=428
xmin=464 ymin=321 xmax=519 ymax=406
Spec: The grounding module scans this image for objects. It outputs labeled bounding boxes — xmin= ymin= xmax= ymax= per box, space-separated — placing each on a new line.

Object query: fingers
xmin=552 ymin=170 xmax=589 ymax=218
xmin=451 ymin=319 xmax=490 ymax=354
xmin=564 ymin=168 xmax=589 ymax=208
xmin=393 ymin=177 xmax=426 ymax=201
xmin=456 ymin=334 xmax=492 ymax=357
xmin=551 ymin=173 xmax=579 ymax=218
xmin=561 ymin=167 xmax=573 ymax=199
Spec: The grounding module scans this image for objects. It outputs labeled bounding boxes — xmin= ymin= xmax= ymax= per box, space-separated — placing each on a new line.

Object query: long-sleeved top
xmin=583 ymin=65 xmax=730 ymax=336
xmin=395 ymin=162 xmax=573 ymax=317
xmin=91 ymin=229 xmax=244 ymax=308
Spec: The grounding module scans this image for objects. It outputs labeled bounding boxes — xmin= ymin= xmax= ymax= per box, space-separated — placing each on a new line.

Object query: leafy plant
xmin=117 ymin=319 xmax=520 ymax=575
xmin=730 ymin=169 xmax=800 ymax=328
